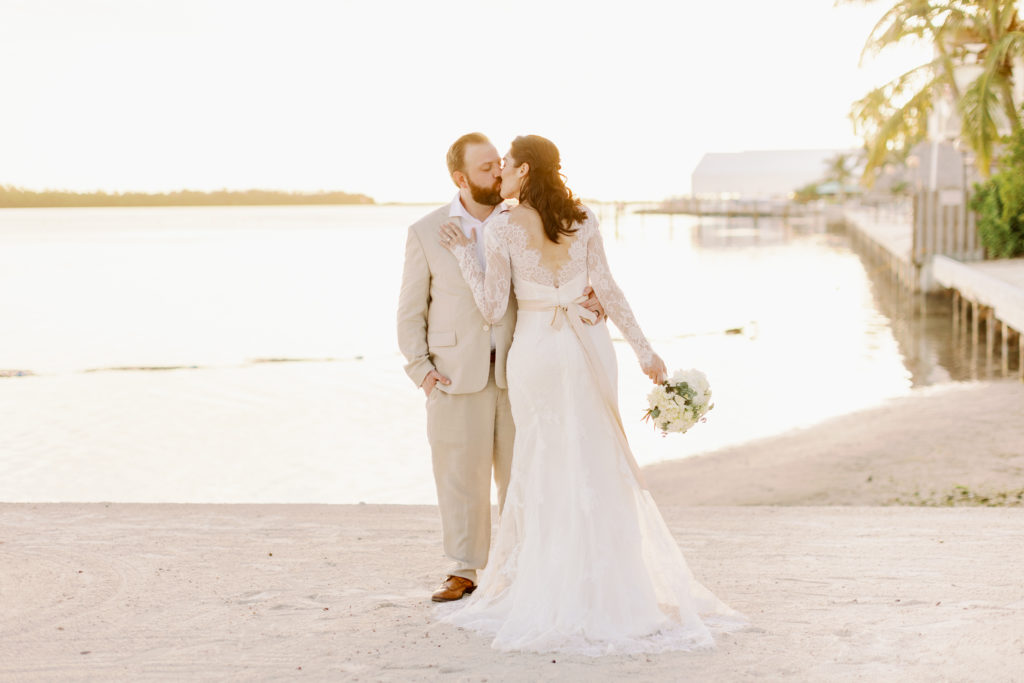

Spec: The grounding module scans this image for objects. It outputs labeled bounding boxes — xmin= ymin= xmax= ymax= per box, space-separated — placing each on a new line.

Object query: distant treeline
xmin=0 ymin=185 xmax=375 ymax=208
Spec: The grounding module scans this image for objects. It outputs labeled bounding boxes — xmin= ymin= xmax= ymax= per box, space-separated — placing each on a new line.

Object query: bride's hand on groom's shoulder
xmin=642 ymin=354 xmax=668 ymax=385
xmin=439 ymin=222 xmax=474 ymax=252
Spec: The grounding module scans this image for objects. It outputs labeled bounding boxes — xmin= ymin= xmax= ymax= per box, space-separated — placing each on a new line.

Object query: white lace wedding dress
xmin=439 ymin=206 xmax=745 ymax=655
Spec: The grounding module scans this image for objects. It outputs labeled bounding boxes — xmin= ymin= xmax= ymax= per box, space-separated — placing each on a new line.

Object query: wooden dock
xmin=641 ymin=197 xmax=819 ymax=218
xmin=843 ymin=206 xmax=918 ymax=292
xmin=842 ymin=204 xmax=1024 ymax=380
xmin=932 ymin=256 xmax=1024 ymax=379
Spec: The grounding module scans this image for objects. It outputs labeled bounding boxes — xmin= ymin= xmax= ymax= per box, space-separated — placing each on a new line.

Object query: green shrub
xmin=792 ymin=182 xmax=822 ymax=204
xmin=970 ymin=128 xmax=1024 ymax=258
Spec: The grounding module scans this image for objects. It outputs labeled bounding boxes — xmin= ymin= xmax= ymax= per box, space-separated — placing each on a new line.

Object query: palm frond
xmin=960 ymin=69 xmax=1003 ymax=174
xmin=857 ymin=83 xmax=934 ymax=182
xmin=859 ymin=0 xmax=966 ymax=63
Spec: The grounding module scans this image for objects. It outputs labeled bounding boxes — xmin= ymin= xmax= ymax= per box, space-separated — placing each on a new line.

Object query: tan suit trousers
xmin=426 ymin=362 xmax=514 ymax=584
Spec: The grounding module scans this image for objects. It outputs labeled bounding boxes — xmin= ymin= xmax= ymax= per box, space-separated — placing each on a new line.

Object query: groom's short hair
xmin=447 ymin=133 xmax=491 ymax=176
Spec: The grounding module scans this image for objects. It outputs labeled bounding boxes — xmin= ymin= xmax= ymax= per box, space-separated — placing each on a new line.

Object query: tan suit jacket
xmin=397 ymin=204 xmax=517 ymax=394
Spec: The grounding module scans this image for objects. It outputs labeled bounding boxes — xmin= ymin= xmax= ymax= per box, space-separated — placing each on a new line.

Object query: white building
xmin=690 ymin=149 xmax=854 ymax=199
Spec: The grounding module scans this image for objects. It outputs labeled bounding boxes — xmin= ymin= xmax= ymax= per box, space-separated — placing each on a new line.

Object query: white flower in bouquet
xmin=643 ymin=368 xmax=714 ymax=435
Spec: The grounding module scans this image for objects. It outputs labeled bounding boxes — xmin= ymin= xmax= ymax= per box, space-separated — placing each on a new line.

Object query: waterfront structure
xmin=690 ymin=149 xmax=854 ymax=199
xmin=844 ymin=207 xmax=1024 ymax=381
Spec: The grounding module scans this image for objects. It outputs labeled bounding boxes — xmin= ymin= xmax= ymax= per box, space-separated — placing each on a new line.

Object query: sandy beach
xmin=647 ymin=379 xmax=1024 ymax=507
xmin=2 ymin=503 xmax=1023 ymax=682
xmin=2 ymin=379 xmax=1022 ymax=680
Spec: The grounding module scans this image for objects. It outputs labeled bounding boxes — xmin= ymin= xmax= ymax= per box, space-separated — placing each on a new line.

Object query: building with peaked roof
xmin=690 ymin=149 xmax=856 ymax=199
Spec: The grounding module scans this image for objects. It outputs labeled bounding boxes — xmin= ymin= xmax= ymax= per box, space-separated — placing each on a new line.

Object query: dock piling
xmin=985 ymin=309 xmax=996 ymax=375
xmin=971 ymin=301 xmax=979 ymax=340
xmin=961 ymin=295 xmax=970 ymax=344
xmin=1002 ymin=321 xmax=1010 ymax=376
xmin=952 ymin=291 xmax=960 ymax=336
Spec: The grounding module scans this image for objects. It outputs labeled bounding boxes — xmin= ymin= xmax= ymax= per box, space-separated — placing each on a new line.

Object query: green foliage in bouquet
xmin=642 ymin=374 xmax=714 ymax=437
xmin=970 ymin=128 xmax=1024 ymax=258
xmin=667 ymin=381 xmax=699 ymax=405
xmin=645 ymin=382 xmax=695 ymax=422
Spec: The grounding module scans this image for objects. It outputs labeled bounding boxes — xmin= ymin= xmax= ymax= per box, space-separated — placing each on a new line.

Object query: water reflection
xmin=0 ymin=205 xmax=996 ymax=504
xmin=603 ymin=210 xmax=915 ymax=472
xmin=688 ymin=211 xmax=994 ymax=388
xmin=845 ymin=223 xmax=1016 ymax=386
xmin=690 ymin=214 xmax=828 ymax=249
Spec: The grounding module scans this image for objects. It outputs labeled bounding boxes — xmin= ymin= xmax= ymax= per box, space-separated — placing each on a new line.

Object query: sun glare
xmin=0 ymin=0 xmax=931 ymax=202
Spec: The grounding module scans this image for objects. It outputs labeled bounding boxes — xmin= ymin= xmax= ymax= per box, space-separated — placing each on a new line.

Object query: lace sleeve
xmin=451 ymin=219 xmax=512 ymax=324
xmin=585 ymin=213 xmax=655 ymax=367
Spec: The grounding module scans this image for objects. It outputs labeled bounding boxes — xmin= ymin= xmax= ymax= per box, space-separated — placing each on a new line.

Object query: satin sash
xmin=516 ymin=296 xmax=647 ymax=490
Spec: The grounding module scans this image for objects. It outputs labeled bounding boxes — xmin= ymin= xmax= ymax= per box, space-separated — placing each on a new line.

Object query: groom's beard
xmin=468 ymin=178 xmax=503 ymax=206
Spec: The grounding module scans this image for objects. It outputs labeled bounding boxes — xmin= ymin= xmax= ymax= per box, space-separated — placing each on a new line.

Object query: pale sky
xmin=0 ymin=0 xmax=931 ymax=202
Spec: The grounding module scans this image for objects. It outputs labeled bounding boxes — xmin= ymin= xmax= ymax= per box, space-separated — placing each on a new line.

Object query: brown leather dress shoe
xmin=431 ymin=575 xmax=477 ymax=602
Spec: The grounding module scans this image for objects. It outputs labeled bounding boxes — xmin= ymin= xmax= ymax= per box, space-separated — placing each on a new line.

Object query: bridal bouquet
xmin=643 ymin=369 xmax=713 ymax=435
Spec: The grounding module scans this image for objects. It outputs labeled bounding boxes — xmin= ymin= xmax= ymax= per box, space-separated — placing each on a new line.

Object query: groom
xmin=397 ymin=132 xmax=603 ymax=601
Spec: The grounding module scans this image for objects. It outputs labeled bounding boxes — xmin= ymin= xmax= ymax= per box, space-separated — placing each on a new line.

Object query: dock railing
xmin=912 ymin=188 xmax=984 ymax=264
xmin=652 ymin=197 xmax=816 ymax=218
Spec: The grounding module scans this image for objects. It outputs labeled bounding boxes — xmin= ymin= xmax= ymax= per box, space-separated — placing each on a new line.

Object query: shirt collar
xmin=449 ymin=192 xmax=506 ymax=224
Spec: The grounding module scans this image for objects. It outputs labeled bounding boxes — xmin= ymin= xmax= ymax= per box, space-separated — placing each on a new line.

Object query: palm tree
xmin=959 ymin=1 xmax=1024 ymax=171
xmin=842 ymin=1 xmax=1023 ymax=178
xmin=823 ymin=152 xmax=860 ymax=201
xmin=856 ymin=0 xmax=968 ymax=98
xmin=849 ymin=62 xmax=935 ymax=182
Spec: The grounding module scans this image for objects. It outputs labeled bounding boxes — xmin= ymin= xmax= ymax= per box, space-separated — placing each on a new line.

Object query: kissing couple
xmin=397 ymin=133 xmax=744 ymax=655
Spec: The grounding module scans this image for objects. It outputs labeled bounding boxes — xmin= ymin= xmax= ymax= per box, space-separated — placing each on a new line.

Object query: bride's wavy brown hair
xmin=510 ymin=135 xmax=587 ymax=244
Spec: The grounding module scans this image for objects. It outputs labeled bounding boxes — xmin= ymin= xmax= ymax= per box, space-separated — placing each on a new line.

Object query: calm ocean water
xmin=0 ymin=204 xmax=964 ymax=503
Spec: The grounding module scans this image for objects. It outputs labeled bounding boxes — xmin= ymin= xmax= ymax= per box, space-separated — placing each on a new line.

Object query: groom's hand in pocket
xmin=422 ymin=369 xmax=451 ymax=397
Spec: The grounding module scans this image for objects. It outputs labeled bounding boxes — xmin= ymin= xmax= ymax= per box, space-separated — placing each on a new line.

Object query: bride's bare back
xmin=506 ymin=205 xmax=580 ymax=287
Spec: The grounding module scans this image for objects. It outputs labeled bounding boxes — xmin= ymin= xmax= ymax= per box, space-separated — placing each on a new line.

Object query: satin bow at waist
xmin=516 ymin=295 xmax=597 ymax=329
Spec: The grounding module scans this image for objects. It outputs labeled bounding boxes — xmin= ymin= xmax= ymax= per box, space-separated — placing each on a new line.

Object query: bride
xmin=437 ymin=135 xmax=744 ymax=655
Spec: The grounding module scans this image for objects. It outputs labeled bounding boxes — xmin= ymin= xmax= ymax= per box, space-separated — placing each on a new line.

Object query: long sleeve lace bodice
xmin=450 ymin=219 xmax=513 ymax=324
xmin=583 ymin=214 xmax=655 ymax=367
xmin=450 ymin=208 xmax=655 ymax=367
